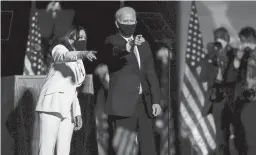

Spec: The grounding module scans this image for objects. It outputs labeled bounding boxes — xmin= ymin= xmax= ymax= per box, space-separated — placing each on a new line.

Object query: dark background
xmin=1 ymin=1 xmax=177 ymax=77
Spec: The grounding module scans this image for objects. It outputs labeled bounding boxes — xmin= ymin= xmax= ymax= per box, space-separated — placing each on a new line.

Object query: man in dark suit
xmin=103 ymin=7 xmax=162 ymax=155
xmin=233 ymin=26 xmax=256 ymax=155
xmin=201 ymin=27 xmax=239 ymax=155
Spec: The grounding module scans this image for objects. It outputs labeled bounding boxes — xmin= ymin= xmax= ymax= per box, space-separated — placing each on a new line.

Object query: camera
xmin=243 ymin=88 xmax=256 ymax=100
xmin=206 ymin=42 xmax=223 ymax=66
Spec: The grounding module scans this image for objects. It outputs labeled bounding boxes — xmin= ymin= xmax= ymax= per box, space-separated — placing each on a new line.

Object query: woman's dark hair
xmin=62 ymin=26 xmax=77 ymax=42
xmin=239 ymin=26 xmax=256 ymax=40
xmin=77 ymin=26 xmax=87 ymax=40
xmin=77 ymin=26 xmax=86 ymax=33
xmin=56 ymin=26 xmax=78 ymax=51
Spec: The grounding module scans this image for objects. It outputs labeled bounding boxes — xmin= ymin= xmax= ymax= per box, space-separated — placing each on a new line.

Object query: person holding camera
xmin=234 ymin=26 xmax=256 ymax=155
xmin=201 ymin=27 xmax=240 ymax=155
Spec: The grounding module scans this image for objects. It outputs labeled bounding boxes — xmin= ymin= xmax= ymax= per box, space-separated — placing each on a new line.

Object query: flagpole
xmin=168 ymin=44 xmax=172 ymax=155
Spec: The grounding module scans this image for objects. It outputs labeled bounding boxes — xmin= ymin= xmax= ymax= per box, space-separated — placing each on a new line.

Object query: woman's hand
xmin=80 ymin=51 xmax=97 ymax=61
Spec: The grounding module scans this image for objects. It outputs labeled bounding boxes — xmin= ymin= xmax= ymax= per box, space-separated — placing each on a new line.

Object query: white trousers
xmin=38 ymin=113 xmax=74 ymax=155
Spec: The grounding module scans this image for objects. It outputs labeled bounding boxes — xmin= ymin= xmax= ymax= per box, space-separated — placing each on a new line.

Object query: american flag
xmin=23 ymin=1 xmax=47 ymax=75
xmin=95 ymin=109 xmax=138 ymax=155
xmin=180 ymin=1 xmax=216 ymax=155
xmin=96 ymin=112 xmax=108 ymax=155
xmin=112 ymin=127 xmax=138 ymax=155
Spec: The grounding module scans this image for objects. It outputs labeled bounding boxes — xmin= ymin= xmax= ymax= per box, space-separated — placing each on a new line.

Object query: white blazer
xmin=35 ymin=44 xmax=86 ymax=119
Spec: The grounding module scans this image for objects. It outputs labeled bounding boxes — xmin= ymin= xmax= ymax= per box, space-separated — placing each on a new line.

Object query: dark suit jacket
xmin=200 ymin=58 xmax=220 ymax=116
xmin=201 ymin=46 xmax=237 ymax=116
xmin=103 ymin=34 xmax=161 ymax=117
xmin=234 ymin=51 xmax=251 ymax=102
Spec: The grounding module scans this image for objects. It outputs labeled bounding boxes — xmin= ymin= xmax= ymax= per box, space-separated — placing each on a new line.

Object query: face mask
xmin=74 ymin=40 xmax=87 ymax=51
xmin=117 ymin=21 xmax=136 ymax=37
xmin=216 ymin=38 xmax=228 ymax=49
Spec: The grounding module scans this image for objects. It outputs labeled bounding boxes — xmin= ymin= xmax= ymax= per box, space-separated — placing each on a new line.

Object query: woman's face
xmin=78 ymin=30 xmax=87 ymax=40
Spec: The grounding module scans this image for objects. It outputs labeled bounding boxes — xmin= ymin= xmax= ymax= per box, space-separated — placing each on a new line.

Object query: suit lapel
xmin=136 ymin=44 xmax=145 ymax=69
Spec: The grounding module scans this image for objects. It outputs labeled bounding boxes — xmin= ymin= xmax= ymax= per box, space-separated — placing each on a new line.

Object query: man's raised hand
xmin=134 ymin=35 xmax=145 ymax=46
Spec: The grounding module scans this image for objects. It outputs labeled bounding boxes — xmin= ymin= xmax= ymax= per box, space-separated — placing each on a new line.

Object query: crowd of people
xmin=200 ymin=26 xmax=256 ymax=155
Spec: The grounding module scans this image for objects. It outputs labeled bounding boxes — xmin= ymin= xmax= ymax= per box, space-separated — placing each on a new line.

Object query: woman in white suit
xmin=35 ymin=26 xmax=97 ymax=155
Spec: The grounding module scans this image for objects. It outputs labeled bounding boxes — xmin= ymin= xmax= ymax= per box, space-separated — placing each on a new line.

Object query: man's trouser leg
xmin=212 ymin=102 xmax=230 ymax=155
xmin=137 ymin=98 xmax=157 ymax=155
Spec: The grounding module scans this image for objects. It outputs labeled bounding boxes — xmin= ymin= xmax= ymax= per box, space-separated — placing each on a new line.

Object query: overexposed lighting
xmin=46 ymin=1 xmax=62 ymax=19
xmin=156 ymin=47 xmax=172 ymax=65
xmin=201 ymin=1 xmax=240 ymax=47
xmin=155 ymin=120 xmax=164 ymax=128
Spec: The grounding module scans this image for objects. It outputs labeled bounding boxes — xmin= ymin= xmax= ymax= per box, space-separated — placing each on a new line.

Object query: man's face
xmin=115 ymin=10 xmax=137 ymax=37
xmin=214 ymin=32 xmax=229 ymax=49
xmin=117 ymin=13 xmax=136 ymax=26
xmin=240 ymin=36 xmax=256 ymax=45
xmin=240 ymin=36 xmax=256 ymax=51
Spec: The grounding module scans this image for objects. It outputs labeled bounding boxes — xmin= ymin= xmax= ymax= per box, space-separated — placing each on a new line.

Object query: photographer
xmin=201 ymin=27 xmax=239 ymax=155
xmin=234 ymin=26 xmax=256 ymax=155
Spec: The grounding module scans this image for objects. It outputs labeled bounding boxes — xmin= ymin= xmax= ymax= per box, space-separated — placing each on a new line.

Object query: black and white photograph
xmin=178 ymin=1 xmax=256 ymax=155
xmin=1 ymin=1 xmax=256 ymax=155
xmin=1 ymin=1 xmax=177 ymax=155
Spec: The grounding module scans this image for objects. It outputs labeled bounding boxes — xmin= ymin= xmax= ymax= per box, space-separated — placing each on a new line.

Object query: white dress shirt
xmin=121 ymin=35 xmax=142 ymax=94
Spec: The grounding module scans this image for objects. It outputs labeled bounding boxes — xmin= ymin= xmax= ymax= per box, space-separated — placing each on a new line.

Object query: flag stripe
xmin=184 ymin=71 xmax=216 ymax=139
xmin=23 ymin=55 xmax=35 ymax=75
xmin=181 ymin=1 xmax=217 ymax=154
xmin=180 ymin=92 xmax=213 ymax=150
xmin=183 ymin=75 xmax=203 ymax=109
xmin=97 ymin=141 xmax=107 ymax=155
xmin=180 ymin=102 xmax=207 ymax=155
xmin=184 ymin=65 xmax=206 ymax=106
xmin=204 ymin=116 xmax=216 ymax=146
xmin=183 ymin=94 xmax=216 ymax=150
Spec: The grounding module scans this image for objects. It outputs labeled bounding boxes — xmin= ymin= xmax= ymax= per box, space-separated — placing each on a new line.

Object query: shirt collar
xmin=120 ymin=34 xmax=134 ymax=42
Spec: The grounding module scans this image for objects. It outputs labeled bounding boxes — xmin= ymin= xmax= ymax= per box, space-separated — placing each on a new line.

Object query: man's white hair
xmin=115 ymin=7 xmax=136 ymax=21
